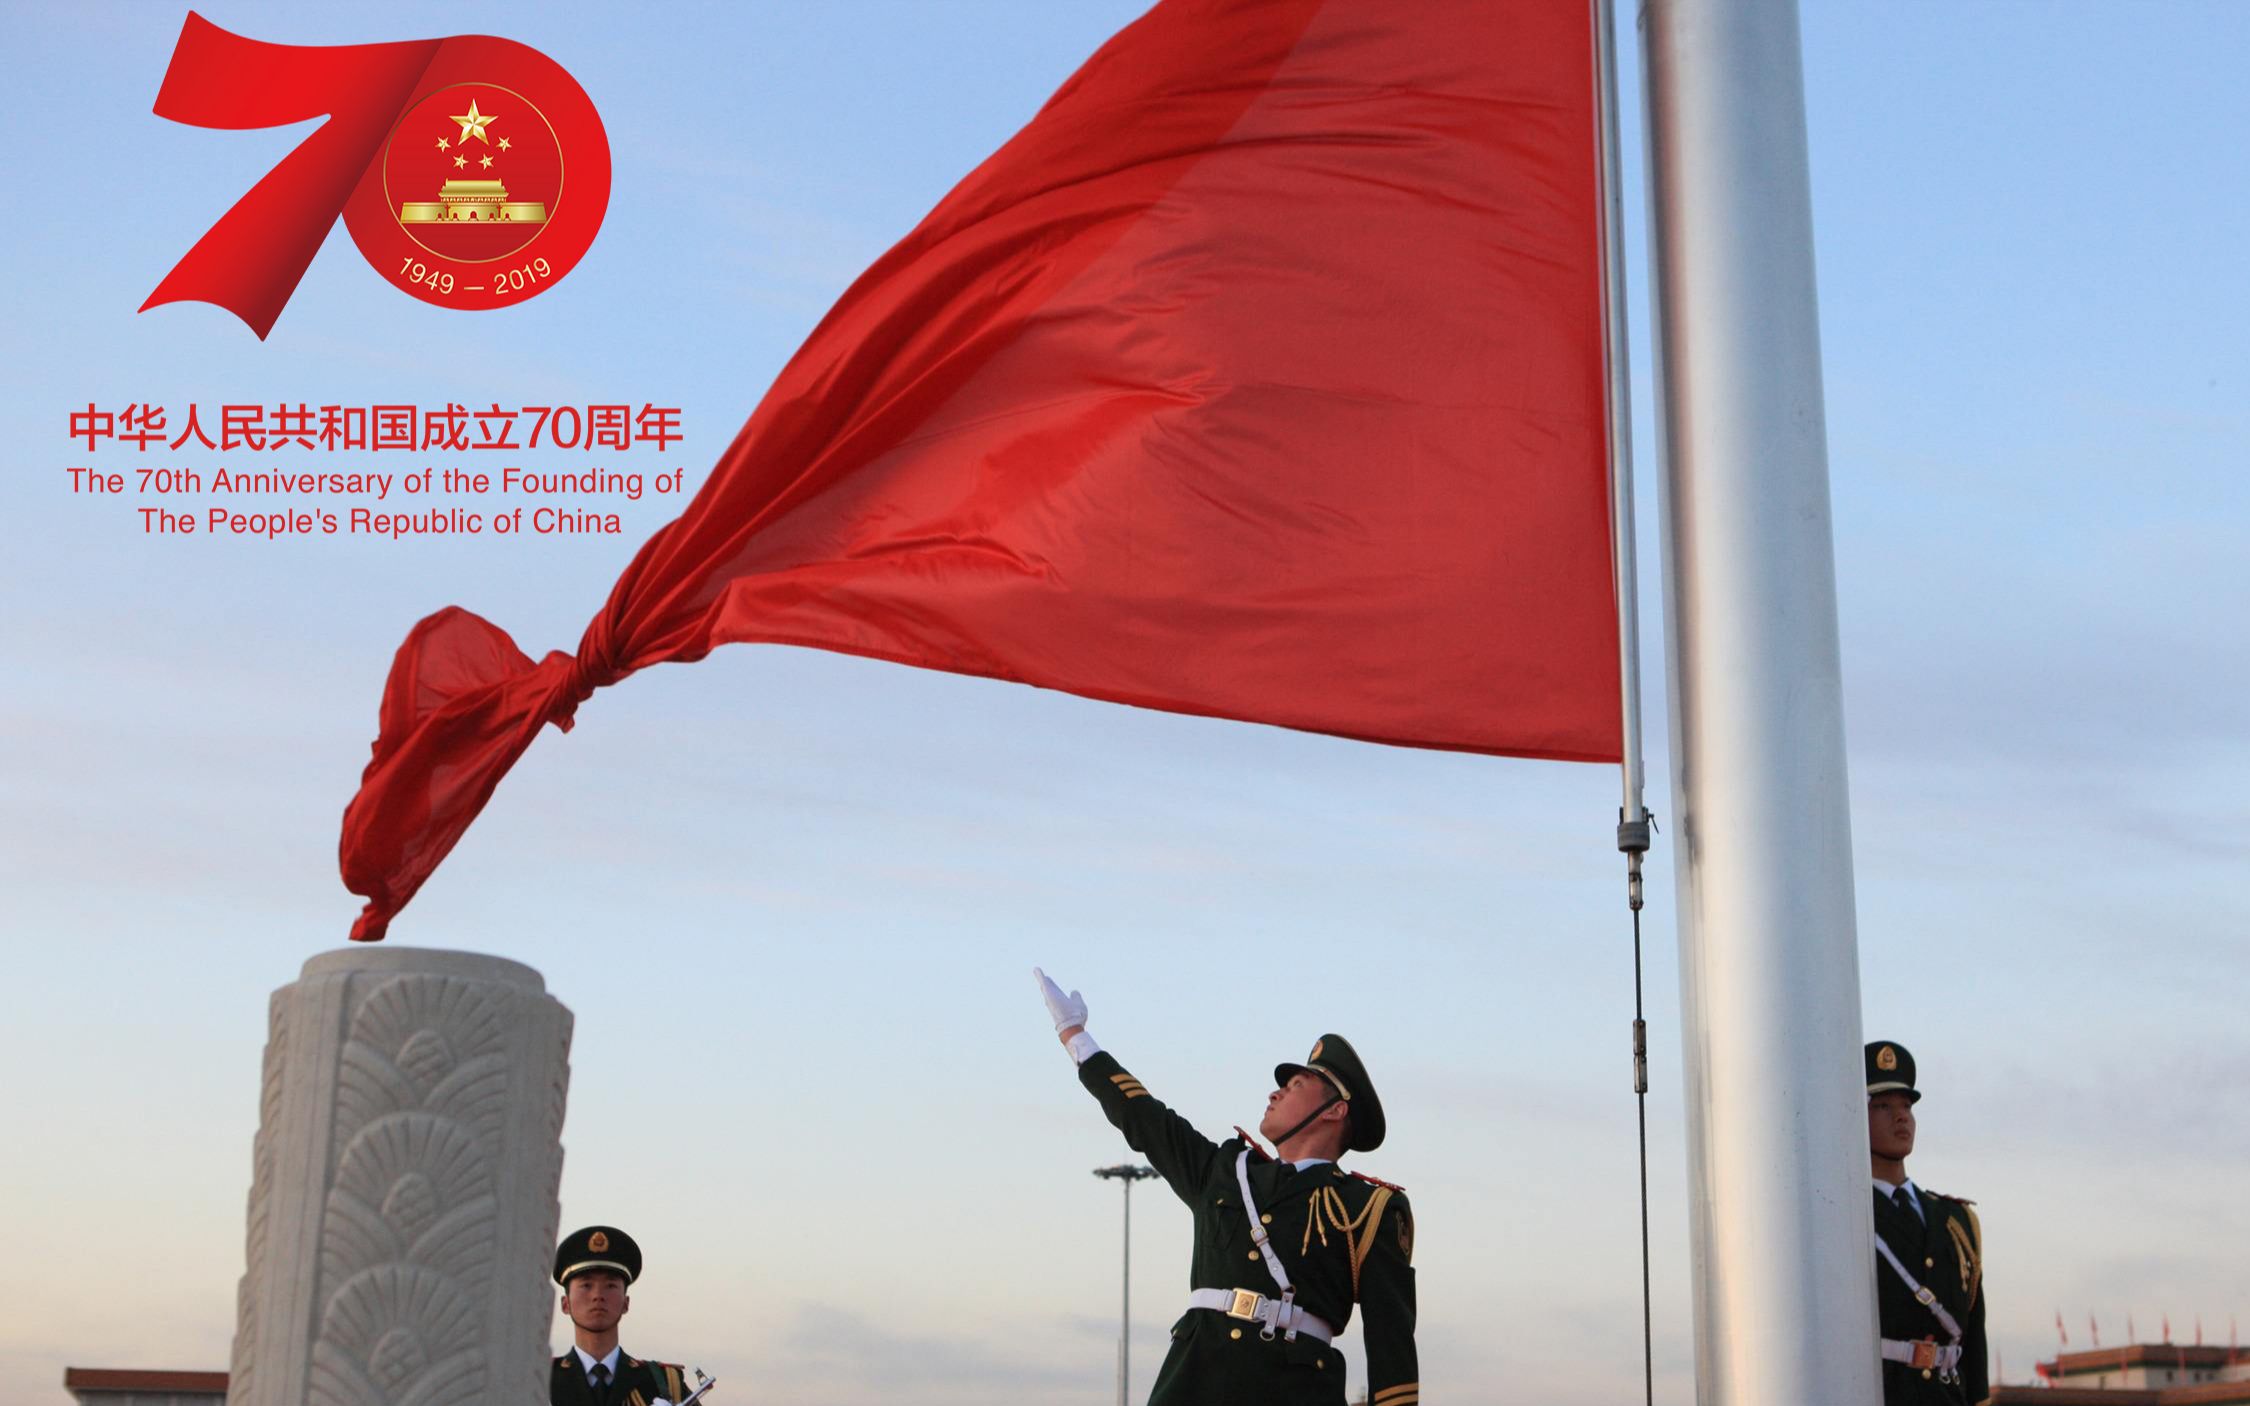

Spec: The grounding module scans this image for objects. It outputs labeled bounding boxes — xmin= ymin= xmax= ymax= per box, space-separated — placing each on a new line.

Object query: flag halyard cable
xmin=1592 ymin=0 xmax=1656 ymax=1401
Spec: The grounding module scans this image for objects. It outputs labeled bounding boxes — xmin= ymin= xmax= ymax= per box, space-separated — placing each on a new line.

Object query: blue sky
xmin=3 ymin=3 xmax=2245 ymax=1402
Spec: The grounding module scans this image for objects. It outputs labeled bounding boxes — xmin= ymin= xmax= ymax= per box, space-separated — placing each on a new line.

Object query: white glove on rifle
xmin=1034 ymin=966 xmax=1101 ymax=1063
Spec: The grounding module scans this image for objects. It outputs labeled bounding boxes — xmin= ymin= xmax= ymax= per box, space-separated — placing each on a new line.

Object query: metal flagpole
xmin=1637 ymin=3 xmax=1880 ymax=1405
xmin=1597 ymin=0 xmax=1649 ymax=865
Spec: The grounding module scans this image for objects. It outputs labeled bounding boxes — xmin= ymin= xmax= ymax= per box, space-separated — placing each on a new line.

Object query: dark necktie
xmin=1891 ymin=1185 xmax=1921 ymax=1223
xmin=590 ymin=1362 xmax=611 ymax=1400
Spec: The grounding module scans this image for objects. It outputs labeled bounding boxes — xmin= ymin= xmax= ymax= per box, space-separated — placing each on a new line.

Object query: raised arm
xmin=1036 ymin=966 xmax=1223 ymax=1199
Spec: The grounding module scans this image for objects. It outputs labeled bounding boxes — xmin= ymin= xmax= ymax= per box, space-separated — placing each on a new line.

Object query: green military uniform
xmin=551 ymin=1350 xmax=690 ymax=1406
xmin=1868 ymin=1043 xmax=1988 ymax=1406
xmin=1079 ymin=1037 xmax=1418 ymax=1406
xmin=1874 ymin=1182 xmax=1987 ymax=1406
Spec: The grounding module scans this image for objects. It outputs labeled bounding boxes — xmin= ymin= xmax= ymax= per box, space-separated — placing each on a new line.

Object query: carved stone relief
xmin=227 ymin=950 xmax=571 ymax=1406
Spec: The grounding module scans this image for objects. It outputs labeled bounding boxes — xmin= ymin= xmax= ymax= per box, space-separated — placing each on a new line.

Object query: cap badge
xmin=1876 ymin=1046 xmax=1898 ymax=1071
xmin=1309 ymin=1039 xmax=1325 ymax=1062
xmin=588 ymin=1231 xmax=610 ymax=1252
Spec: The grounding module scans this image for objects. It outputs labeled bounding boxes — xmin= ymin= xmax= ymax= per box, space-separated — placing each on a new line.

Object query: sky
xmin=3 ymin=2 xmax=2246 ymax=1403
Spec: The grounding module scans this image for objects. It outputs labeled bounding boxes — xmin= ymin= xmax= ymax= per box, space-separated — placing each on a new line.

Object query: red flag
xmin=341 ymin=0 xmax=1617 ymax=940
xmin=2056 ymin=1309 xmax=2069 ymax=1348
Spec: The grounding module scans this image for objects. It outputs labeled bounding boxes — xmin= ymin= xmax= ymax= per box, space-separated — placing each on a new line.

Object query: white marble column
xmin=226 ymin=948 xmax=573 ymax=1406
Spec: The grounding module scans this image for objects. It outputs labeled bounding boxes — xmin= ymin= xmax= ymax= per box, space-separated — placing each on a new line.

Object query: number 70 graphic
xmin=143 ymin=12 xmax=610 ymax=337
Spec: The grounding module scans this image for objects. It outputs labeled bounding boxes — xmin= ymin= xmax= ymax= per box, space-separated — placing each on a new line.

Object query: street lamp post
xmin=1094 ymin=1163 xmax=1159 ymax=1406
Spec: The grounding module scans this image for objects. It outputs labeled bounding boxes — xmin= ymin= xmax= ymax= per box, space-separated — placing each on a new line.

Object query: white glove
xmin=1034 ymin=966 xmax=1088 ymax=1032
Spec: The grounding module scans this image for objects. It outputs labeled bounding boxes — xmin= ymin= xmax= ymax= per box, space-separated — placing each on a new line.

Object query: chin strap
xmin=1269 ymin=1090 xmax=1343 ymax=1153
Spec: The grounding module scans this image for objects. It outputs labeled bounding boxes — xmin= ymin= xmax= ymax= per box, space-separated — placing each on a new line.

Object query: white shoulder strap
xmin=1872 ymin=1234 xmax=1963 ymax=1342
xmin=1235 ymin=1148 xmax=1295 ymax=1299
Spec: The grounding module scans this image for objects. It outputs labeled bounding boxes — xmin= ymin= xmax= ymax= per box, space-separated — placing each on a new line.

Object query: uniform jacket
xmin=1874 ymin=1184 xmax=1988 ymax=1406
xmin=551 ymin=1348 xmax=687 ymax=1406
xmin=1081 ymin=1050 xmax=1418 ymax=1406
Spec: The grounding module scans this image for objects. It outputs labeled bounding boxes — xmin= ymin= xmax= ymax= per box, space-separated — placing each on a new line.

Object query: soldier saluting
xmin=1038 ymin=968 xmax=1418 ymax=1406
xmin=1867 ymin=1042 xmax=1988 ymax=1406
xmin=551 ymin=1225 xmax=695 ymax=1406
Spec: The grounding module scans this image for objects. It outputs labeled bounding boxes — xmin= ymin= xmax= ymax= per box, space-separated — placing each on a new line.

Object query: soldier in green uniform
xmin=551 ymin=1225 xmax=694 ymax=1406
xmin=1037 ymin=968 xmax=1418 ymax=1406
xmin=1867 ymin=1042 xmax=1988 ymax=1406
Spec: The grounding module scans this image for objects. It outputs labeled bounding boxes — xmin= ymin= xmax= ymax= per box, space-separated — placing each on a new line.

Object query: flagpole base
xmin=225 ymin=948 xmax=573 ymax=1406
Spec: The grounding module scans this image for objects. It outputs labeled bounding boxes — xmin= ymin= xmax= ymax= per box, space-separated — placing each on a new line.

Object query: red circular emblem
xmin=342 ymin=37 xmax=609 ymax=310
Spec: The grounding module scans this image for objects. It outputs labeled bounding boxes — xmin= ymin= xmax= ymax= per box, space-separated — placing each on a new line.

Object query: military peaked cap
xmin=1865 ymin=1041 xmax=1921 ymax=1104
xmin=554 ymin=1224 xmax=642 ymax=1285
xmin=1276 ymin=1033 xmax=1387 ymax=1152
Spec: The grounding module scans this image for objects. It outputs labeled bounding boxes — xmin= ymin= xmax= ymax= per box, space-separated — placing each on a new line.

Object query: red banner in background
xmin=340 ymin=0 xmax=1618 ymax=941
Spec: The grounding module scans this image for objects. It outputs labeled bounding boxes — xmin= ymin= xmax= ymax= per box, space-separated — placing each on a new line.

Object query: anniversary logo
xmin=142 ymin=14 xmax=610 ymax=333
xmin=375 ymin=83 xmax=574 ymax=304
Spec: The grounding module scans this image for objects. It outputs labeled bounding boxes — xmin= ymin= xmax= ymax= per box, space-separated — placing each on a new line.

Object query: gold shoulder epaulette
xmin=1348 ymin=1168 xmax=1405 ymax=1192
xmin=1232 ymin=1126 xmax=1275 ymax=1161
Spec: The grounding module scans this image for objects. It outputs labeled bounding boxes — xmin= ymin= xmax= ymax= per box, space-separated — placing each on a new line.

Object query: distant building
xmin=61 ymin=1368 xmax=226 ymax=1405
xmin=1990 ymin=1345 xmax=2250 ymax=1403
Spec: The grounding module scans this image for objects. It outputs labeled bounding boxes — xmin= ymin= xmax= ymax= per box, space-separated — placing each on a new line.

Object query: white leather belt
xmin=1881 ymin=1338 xmax=1962 ymax=1376
xmin=1872 ymin=1235 xmax=1965 ymax=1383
xmin=1187 ymin=1287 xmax=1336 ymax=1344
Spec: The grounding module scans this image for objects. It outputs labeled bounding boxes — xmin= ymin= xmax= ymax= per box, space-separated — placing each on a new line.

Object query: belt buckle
xmin=1910 ymin=1341 xmax=1937 ymax=1371
xmin=1226 ymin=1289 xmax=1265 ymax=1322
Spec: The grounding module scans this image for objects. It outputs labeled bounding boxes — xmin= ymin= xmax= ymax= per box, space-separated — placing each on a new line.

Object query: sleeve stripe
xmin=1122 ymin=1088 xmax=1148 ymax=1099
xmin=1373 ymin=1386 xmax=1419 ymax=1405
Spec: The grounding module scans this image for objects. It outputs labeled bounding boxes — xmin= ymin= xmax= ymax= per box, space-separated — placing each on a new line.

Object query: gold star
xmin=479 ymin=154 xmax=493 ymax=169
xmin=435 ymin=137 xmax=449 ymax=151
xmin=497 ymin=137 xmax=512 ymax=151
xmin=450 ymin=99 xmax=497 ymax=145
xmin=453 ymin=155 xmax=468 ymax=169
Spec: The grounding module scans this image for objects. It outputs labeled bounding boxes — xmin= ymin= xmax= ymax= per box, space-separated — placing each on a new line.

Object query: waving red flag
xmin=342 ymin=0 xmax=1617 ymax=941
